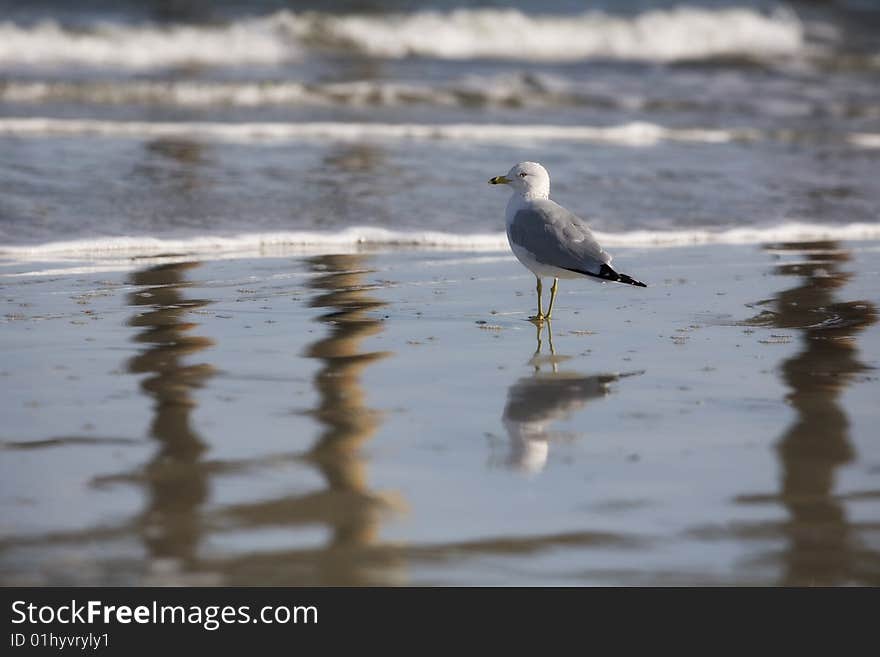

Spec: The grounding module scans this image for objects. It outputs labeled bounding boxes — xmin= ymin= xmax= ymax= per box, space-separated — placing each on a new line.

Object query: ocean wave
xmin=0 ymin=14 xmax=298 ymax=69
xmin=6 ymin=77 xmax=877 ymax=123
xmin=0 ymin=7 xmax=805 ymax=69
xmin=8 ymin=116 xmax=876 ymax=147
xmin=0 ymin=76 xmax=625 ymax=110
xmin=3 ymin=223 xmax=878 ymax=267
xmin=0 ymin=117 xmax=763 ymax=145
xmin=292 ymin=7 xmax=805 ymax=62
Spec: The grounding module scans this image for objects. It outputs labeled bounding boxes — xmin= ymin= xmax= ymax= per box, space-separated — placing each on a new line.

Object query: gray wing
xmin=503 ymin=374 xmax=617 ymax=424
xmin=508 ymin=199 xmax=611 ymax=274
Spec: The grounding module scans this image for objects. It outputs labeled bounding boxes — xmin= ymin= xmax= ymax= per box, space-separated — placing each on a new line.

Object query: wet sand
xmin=1 ymin=241 xmax=878 ymax=585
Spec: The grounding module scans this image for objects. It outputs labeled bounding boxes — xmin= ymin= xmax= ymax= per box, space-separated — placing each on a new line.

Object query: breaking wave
xmin=0 ymin=7 xmax=806 ymax=69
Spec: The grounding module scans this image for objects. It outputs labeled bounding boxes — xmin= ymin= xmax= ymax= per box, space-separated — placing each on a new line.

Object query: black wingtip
xmin=619 ymin=274 xmax=648 ymax=288
xmin=565 ymin=263 xmax=647 ymax=287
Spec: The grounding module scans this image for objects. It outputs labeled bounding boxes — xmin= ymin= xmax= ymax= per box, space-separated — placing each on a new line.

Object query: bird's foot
xmin=528 ymin=313 xmax=546 ymax=324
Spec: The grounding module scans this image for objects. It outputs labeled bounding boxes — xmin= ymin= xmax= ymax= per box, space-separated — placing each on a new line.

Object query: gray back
xmin=508 ymin=199 xmax=611 ymax=274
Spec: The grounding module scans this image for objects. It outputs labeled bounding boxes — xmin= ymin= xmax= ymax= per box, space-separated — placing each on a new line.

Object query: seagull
xmin=489 ymin=161 xmax=646 ymax=322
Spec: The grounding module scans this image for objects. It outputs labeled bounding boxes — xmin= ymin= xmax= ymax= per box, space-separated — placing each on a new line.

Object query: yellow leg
xmin=529 ymin=277 xmax=545 ymax=322
xmin=533 ymin=321 xmax=543 ymax=362
xmin=546 ymin=278 xmax=559 ymax=319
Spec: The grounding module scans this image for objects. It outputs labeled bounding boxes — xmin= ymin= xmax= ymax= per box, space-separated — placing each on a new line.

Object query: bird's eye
xmin=519 ymin=172 xmax=527 ymax=177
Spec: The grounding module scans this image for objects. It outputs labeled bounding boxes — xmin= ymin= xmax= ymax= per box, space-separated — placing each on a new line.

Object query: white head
xmin=489 ymin=161 xmax=550 ymax=200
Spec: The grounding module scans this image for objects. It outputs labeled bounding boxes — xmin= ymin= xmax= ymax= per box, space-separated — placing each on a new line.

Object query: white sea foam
xmin=0 ymin=117 xmax=762 ymax=145
xmin=848 ymin=133 xmax=880 ymax=149
xmin=0 ymin=229 xmax=507 ymax=261
xmin=0 ymin=7 xmax=805 ymax=69
xmin=2 ymin=223 xmax=878 ymax=271
xmin=8 ymin=116 xmax=873 ymax=147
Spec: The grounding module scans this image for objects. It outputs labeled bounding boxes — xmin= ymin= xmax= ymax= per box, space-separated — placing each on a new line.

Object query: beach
xmin=1 ymin=0 xmax=880 ymax=587
xmin=2 ymin=240 xmax=878 ymax=585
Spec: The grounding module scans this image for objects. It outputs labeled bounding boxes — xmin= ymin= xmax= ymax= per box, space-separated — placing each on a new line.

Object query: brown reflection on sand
xmin=207 ymin=254 xmax=404 ymax=585
xmin=304 ymin=254 xmax=396 ymax=550
xmin=738 ymin=241 xmax=878 ymax=584
xmin=126 ymin=262 xmax=216 ymax=575
xmin=498 ymin=322 xmax=641 ymax=474
xmin=0 ymin=262 xmax=216 ymax=584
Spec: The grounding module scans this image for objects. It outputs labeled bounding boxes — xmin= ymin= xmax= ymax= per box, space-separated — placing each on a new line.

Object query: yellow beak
xmin=488 ymin=175 xmax=510 ymax=185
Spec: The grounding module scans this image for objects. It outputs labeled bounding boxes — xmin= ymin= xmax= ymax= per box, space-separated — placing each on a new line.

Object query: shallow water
xmin=2 ymin=0 xmax=880 ymax=252
xmin=1 ymin=241 xmax=878 ymax=585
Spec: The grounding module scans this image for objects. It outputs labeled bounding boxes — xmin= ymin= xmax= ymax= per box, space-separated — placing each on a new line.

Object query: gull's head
xmin=489 ymin=161 xmax=550 ymax=200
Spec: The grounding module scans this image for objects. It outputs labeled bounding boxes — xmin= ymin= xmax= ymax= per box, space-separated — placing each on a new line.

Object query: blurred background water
xmin=0 ymin=0 xmax=878 ymax=252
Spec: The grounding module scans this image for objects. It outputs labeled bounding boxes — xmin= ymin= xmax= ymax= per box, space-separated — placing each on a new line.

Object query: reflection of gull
xmin=489 ymin=161 xmax=646 ymax=322
xmin=500 ymin=323 xmax=642 ymax=474
xmin=503 ymin=373 xmax=623 ymax=474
